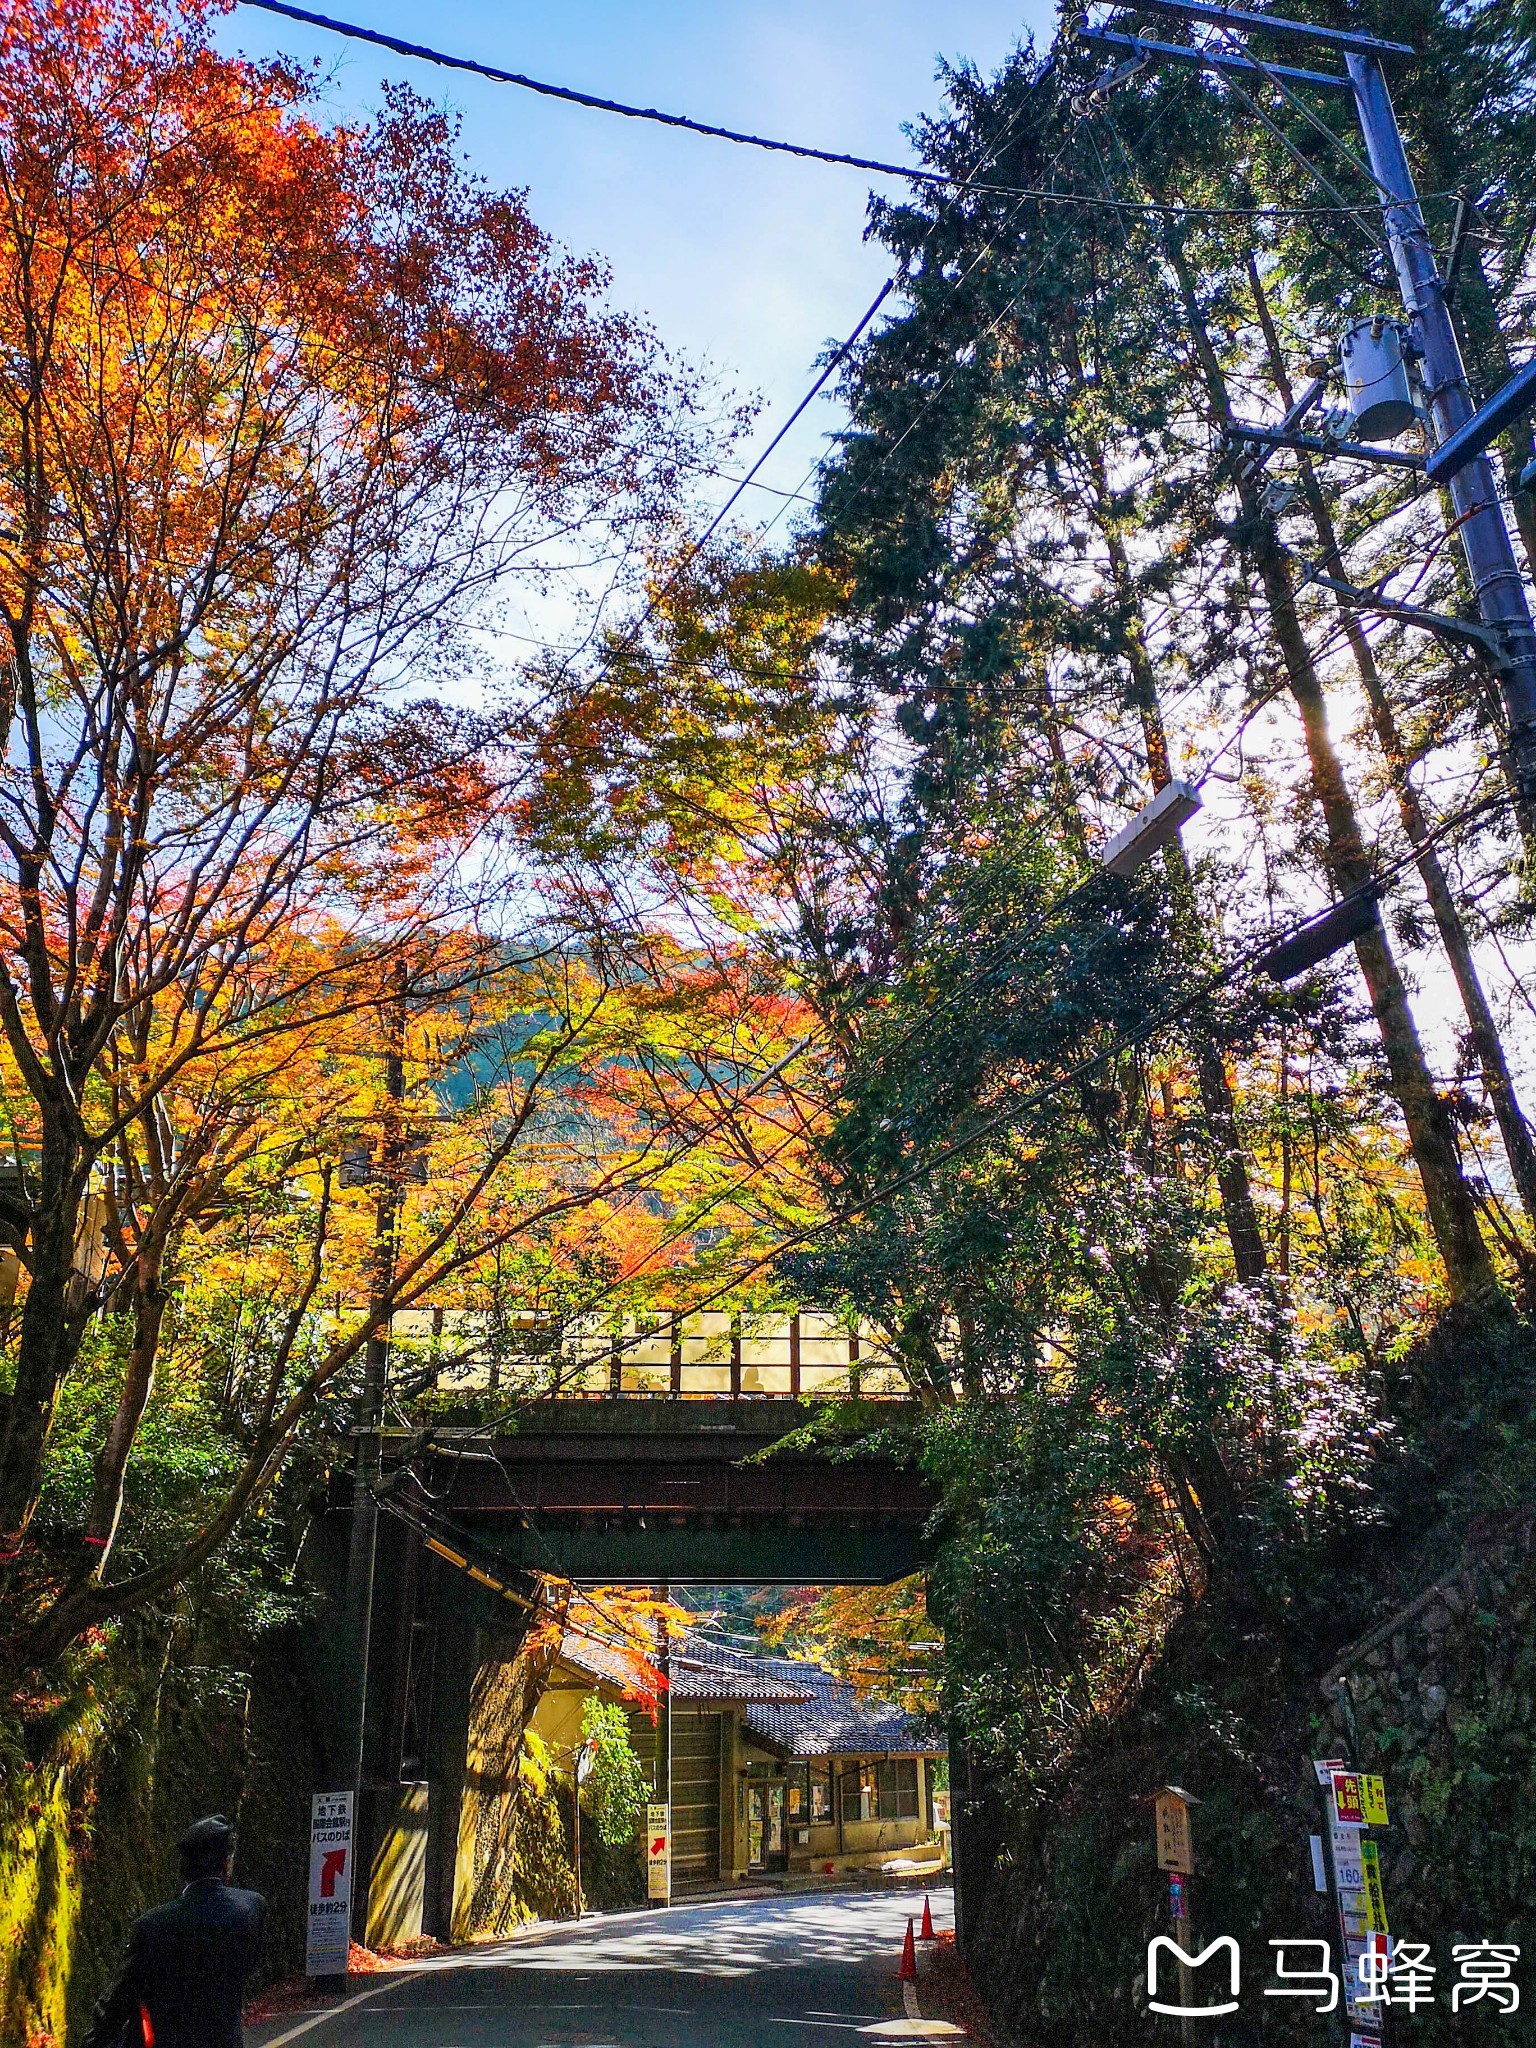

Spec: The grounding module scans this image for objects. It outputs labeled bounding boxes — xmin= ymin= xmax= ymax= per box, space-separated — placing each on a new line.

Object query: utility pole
xmin=657 ymin=1589 xmax=673 ymax=1905
xmin=341 ymin=970 xmax=409 ymax=1932
xmin=1083 ymin=1 xmax=1536 ymax=839
xmin=1345 ymin=52 xmax=1536 ymax=837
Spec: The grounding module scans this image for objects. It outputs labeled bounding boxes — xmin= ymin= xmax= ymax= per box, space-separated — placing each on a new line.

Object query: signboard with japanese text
xmin=646 ymin=1802 xmax=670 ymax=1902
xmin=1346 ymin=1932 xmax=1391 ymax=2022
xmin=305 ymin=1791 xmax=353 ymax=1977
xmin=1332 ymin=1823 xmax=1366 ymax=1897
xmin=1155 ymin=1788 xmax=1194 ymax=1873
xmin=1360 ymin=1843 xmax=1390 ymax=1934
xmin=1317 ymin=1758 xmax=1394 ymax=2030
xmin=1332 ymin=1771 xmax=1366 ymax=1825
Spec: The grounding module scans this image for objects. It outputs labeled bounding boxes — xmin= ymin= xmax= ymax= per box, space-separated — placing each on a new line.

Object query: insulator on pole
xmin=1258 ymin=883 xmax=1382 ymax=981
xmin=1101 ymin=779 xmax=1203 ymax=876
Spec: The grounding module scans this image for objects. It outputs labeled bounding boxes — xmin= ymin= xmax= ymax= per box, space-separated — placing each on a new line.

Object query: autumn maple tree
xmin=0 ymin=0 xmax=785 ymax=1665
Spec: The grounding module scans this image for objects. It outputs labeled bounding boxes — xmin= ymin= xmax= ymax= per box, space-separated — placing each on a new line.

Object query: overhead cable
xmin=235 ymin=0 xmax=1447 ymax=220
xmin=414 ymin=785 xmax=1513 ymax=1448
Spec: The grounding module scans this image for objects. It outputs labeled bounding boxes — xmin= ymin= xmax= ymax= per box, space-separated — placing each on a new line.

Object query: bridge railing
xmin=388 ymin=1306 xmax=917 ymax=1400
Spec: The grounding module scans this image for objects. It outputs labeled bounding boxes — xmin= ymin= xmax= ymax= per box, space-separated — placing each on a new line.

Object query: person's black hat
xmin=178 ymin=1814 xmax=235 ymax=1880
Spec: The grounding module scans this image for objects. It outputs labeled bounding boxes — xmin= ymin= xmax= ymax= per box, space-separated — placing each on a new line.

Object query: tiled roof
xmin=743 ymin=1656 xmax=943 ymax=1760
xmin=558 ymin=1607 xmax=811 ymax=1705
xmin=556 ymin=1606 xmax=942 ymax=1754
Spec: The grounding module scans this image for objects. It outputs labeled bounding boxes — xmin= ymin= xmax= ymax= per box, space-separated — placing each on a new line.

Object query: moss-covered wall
xmin=957 ymin=1515 xmax=1536 ymax=2048
xmin=0 ymin=1625 xmax=327 ymax=2048
xmin=1317 ymin=1513 xmax=1536 ymax=2047
xmin=956 ymin=1599 xmax=1331 ymax=2048
xmin=0 ymin=1757 xmax=79 ymax=2048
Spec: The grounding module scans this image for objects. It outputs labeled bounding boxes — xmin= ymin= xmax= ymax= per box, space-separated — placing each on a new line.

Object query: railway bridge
xmin=320 ymin=1312 xmax=935 ymax=1946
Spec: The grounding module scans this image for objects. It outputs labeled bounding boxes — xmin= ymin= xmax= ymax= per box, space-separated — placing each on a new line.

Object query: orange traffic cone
xmin=920 ymin=1894 xmax=935 ymax=1941
xmin=898 ymin=1917 xmax=917 ymax=1980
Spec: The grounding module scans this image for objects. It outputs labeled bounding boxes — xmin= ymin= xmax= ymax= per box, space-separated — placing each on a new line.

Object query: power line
xmin=414 ymin=784 xmax=1511 ymax=1452
xmin=488 ymin=62 xmax=1491 ymax=1359
xmin=234 ymin=0 xmax=1449 ymax=220
xmin=459 ymin=145 xmax=1460 ymax=1386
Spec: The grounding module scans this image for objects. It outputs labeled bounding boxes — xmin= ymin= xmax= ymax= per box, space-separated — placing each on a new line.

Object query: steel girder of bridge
xmin=389 ymin=1399 xmax=933 ymax=1584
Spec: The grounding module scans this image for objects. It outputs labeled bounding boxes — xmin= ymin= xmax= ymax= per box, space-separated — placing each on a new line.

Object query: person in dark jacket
xmin=84 ymin=1815 xmax=265 ymax=2048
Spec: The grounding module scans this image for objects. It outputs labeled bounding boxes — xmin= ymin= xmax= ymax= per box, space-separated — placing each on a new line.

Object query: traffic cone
xmin=920 ymin=1894 xmax=935 ymax=1941
xmin=898 ymin=1917 xmax=917 ymax=1980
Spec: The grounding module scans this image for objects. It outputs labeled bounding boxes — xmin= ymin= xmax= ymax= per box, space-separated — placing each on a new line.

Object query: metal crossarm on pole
xmin=1228 ymin=379 xmax=1328 ymax=481
xmin=1294 ymin=568 xmax=1507 ymax=657
xmin=1227 ymin=421 xmax=1425 ymax=470
xmin=1105 ymin=0 xmax=1413 ymax=59
xmin=1424 ymin=357 xmax=1536 ymax=486
xmin=1080 ymin=28 xmax=1350 ymax=91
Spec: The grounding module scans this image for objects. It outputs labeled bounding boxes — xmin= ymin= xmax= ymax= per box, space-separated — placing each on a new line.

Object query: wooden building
xmin=531 ymin=1613 xmax=945 ymax=1889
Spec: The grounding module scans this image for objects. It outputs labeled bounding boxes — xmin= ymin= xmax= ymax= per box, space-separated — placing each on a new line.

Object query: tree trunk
xmin=0 ymin=1140 xmax=93 ymax=1558
xmin=1076 ymin=394 xmax=1269 ymax=1283
xmin=1249 ymin=260 xmax=1536 ymax=1229
xmin=82 ymin=1258 xmax=171 ymax=1571
xmin=1169 ymin=236 xmax=1497 ymax=1302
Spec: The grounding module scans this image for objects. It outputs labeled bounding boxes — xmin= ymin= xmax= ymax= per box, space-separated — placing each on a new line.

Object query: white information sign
xmin=646 ymin=1801 xmax=670 ymax=1902
xmin=1331 ymin=1822 xmax=1366 ymax=1897
xmin=306 ymin=1791 xmax=354 ymax=1976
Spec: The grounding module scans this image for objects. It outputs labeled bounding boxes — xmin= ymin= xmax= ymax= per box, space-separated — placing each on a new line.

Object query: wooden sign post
xmin=1155 ymin=1786 xmax=1199 ymax=2043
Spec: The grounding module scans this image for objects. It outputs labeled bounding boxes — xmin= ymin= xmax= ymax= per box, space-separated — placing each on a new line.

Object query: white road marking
xmin=257 ymin=1979 xmax=400 ymax=2047
xmin=766 ymin=2022 xmax=869 ymax=2032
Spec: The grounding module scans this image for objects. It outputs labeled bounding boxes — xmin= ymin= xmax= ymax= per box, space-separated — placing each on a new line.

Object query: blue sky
xmin=216 ymin=0 xmax=1058 ymax=535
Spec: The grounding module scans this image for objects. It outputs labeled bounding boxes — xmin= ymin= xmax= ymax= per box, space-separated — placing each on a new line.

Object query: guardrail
xmin=390 ymin=1307 xmax=916 ymax=1400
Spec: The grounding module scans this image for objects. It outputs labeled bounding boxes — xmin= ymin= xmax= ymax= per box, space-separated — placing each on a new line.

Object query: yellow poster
xmin=1361 ymin=1775 xmax=1389 ymax=1827
xmin=1360 ymin=1841 xmax=1389 ymax=1933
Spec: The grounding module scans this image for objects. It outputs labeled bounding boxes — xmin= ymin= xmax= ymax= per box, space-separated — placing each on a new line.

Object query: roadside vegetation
xmin=4 ymin=0 xmax=1536 ymax=2040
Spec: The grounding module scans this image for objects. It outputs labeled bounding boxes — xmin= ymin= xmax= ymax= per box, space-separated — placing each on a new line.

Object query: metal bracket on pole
xmin=1227 ymin=381 xmax=1327 ymax=482
xmin=1440 ymin=191 xmax=1473 ymax=303
xmin=1293 ymin=561 xmax=1509 ymax=660
xmin=1226 ymin=420 xmax=1424 ymax=471
xmin=1422 ymin=356 xmax=1536 ymax=486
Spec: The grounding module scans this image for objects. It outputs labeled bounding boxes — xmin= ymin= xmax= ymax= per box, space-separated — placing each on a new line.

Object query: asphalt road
xmin=249 ymin=1886 xmax=955 ymax=2048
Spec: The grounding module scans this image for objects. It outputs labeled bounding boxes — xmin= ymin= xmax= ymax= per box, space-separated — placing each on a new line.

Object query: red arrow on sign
xmin=651 ymin=1837 xmax=666 ymax=1857
xmin=319 ymin=1848 xmax=347 ymax=1898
